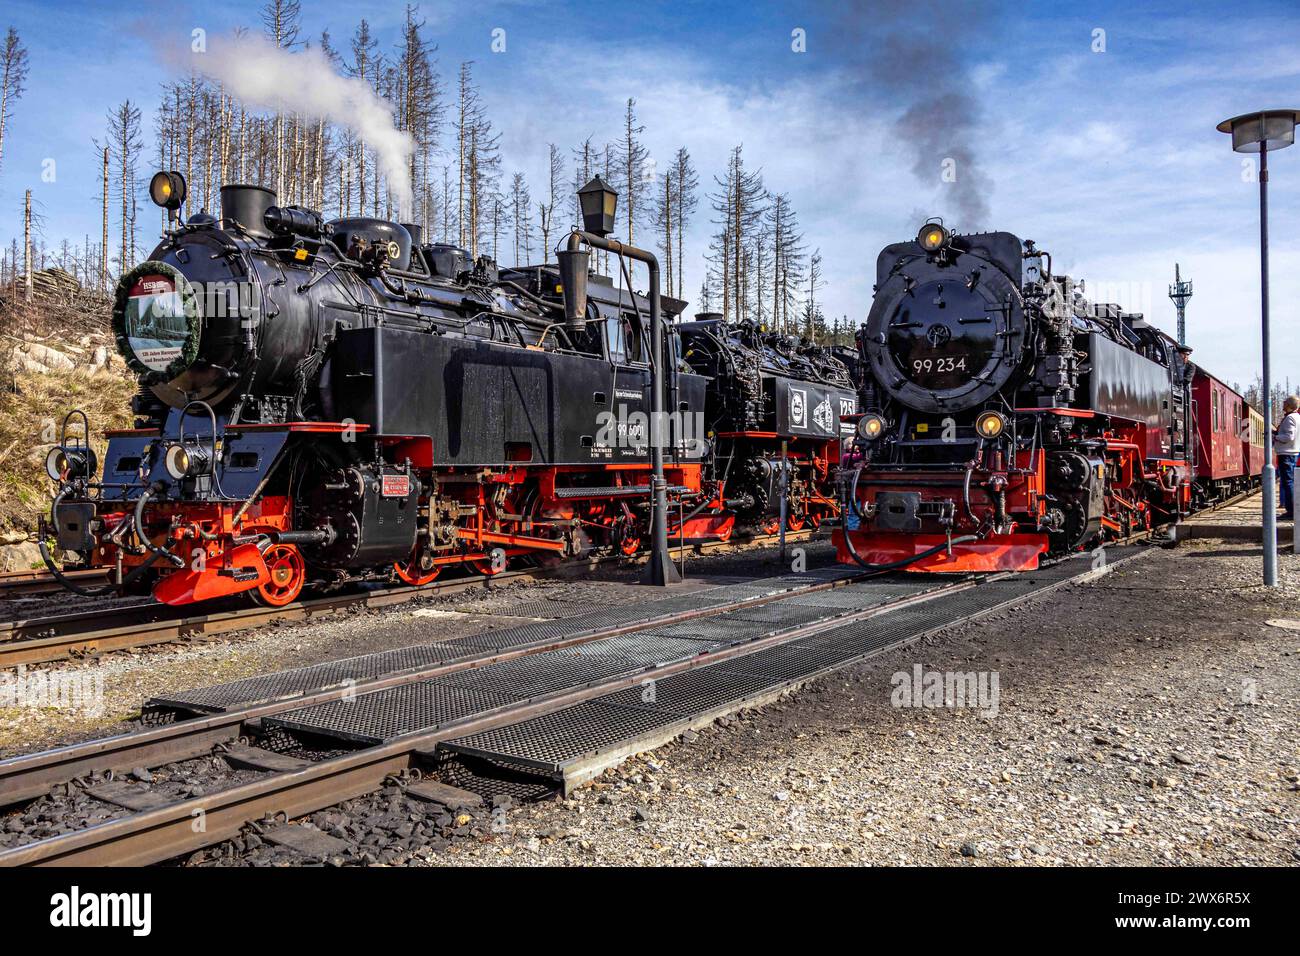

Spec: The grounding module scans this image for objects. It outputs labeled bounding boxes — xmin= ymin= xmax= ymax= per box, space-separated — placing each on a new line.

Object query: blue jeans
xmin=1279 ymin=454 xmax=1296 ymax=516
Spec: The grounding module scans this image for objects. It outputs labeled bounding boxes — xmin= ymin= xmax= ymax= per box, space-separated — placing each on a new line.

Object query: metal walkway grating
xmin=266 ymin=683 xmax=519 ymax=745
xmin=437 ymin=549 xmax=1148 ymax=786
xmin=154 ymin=548 xmax=1140 ymax=720
xmin=441 ymin=700 xmax=672 ymax=773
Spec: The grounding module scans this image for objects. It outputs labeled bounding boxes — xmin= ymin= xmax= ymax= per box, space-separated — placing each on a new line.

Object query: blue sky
xmin=1 ymin=0 xmax=1298 ymax=391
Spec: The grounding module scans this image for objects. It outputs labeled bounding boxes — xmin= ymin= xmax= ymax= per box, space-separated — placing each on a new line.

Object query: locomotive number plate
xmin=381 ymin=474 xmax=411 ymax=498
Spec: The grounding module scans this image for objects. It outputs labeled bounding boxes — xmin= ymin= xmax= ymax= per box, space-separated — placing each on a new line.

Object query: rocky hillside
xmin=1 ymin=292 xmax=138 ymax=571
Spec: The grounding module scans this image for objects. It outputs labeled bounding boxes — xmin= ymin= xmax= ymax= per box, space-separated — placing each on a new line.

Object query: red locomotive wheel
xmin=618 ymin=529 xmax=642 ymax=556
xmin=253 ymin=544 xmax=306 ymax=607
xmin=394 ymin=549 xmax=440 ymax=587
xmin=470 ymin=550 xmax=508 ymax=576
xmin=761 ymin=517 xmax=780 ymax=535
xmin=786 ymin=514 xmax=806 ymax=532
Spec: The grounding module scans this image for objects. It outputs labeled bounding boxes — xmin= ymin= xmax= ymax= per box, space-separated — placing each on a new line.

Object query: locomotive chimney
xmin=220 ymin=184 xmax=276 ymax=239
xmin=401 ymin=223 xmax=424 ymax=246
xmin=557 ymin=242 xmax=590 ymax=332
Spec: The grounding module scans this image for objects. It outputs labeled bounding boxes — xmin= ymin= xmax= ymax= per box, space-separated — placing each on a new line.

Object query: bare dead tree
xmin=261 ymin=0 xmax=301 ymax=198
xmin=672 ymin=147 xmax=698 ymax=304
xmin=107 ymin=100 xmax=142 ymax=275
xmin=509 ymin=172 xmax=531 ymax=266
xmin=620 ymin=99 xmax=648 ymax=245
xmin=537 ymin=143 xmax=563 ymax=264
xmin=0 ymin=27 xmax=29 ymax=178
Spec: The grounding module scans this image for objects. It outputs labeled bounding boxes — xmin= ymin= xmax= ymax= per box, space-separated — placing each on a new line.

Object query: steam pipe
xmin=561 ymin=230 xmax=679 ymax=585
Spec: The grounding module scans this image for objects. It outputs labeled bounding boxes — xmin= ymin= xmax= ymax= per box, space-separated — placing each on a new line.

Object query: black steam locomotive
xmin=679 ymin=318 xmax=856 ymax=533
xmin=836 ymin=221 xmax=1194 ymax=572
xmin=41 ymin=173 xmax=850 ymax=607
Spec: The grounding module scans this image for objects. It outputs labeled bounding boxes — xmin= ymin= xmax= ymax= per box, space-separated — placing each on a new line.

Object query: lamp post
xmin=558 ymin=177 xmax=682 ymax=586
xmin=1217 ymin=109 xmax=1300 ymax=587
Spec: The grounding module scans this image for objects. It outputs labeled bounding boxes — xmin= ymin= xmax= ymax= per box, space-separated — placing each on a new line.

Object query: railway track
xmin=0 ymin=484 xmax=1261 ymax=670
xmin=0 ymin=531 xmax=818 ymax=669
xmin=0 ymin=544 xmax=1150 ymax=866
xmin=0 ymin=567 xmax=107 ymax=598
xmin=0 ymin=564 xmax=1001 ymax=865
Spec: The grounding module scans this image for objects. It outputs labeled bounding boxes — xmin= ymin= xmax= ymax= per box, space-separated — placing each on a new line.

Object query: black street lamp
xmin=577 ymin=175 xmax=618 ymax=238
xmin=1217 ymin=109 xmax=1300 ymax=587
xmin=558 ymin=182 xmax=681 ymax=586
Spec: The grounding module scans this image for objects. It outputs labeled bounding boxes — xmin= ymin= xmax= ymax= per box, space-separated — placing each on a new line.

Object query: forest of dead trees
xmin=0 ymin=2 xmax=853 ymax=345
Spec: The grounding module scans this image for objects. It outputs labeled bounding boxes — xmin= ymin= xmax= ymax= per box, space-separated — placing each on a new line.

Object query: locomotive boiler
xmin=41 ymin=172 xmax=846 ymax=607
xmin=835 ymin=221 xmax=1195 ymax=572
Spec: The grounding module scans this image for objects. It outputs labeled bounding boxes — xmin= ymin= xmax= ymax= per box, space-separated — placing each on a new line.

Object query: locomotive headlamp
xmin=857 ymin=413 xmax=886 ymax=442
xmin=917 ymin=222 xmax=950 ymax=252
xmin=45 ymin=446 xmax=96 ymax=481
xmin=149 ymin=170 xmax=187 ymax=211
xmin=163 ymin=441 xmax=212 ymax=480
xmin=577 ymin=175 xmax=618 ymax=238
xmin=975 ymin=410 xmax=1007 ymax=439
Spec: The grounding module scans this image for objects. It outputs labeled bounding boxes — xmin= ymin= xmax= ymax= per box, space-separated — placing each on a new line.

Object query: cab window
xmin=604 ymin=316 xmax=643 ymax=365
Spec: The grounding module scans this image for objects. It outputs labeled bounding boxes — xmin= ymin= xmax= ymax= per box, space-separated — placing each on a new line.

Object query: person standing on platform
xmin=1274 ymin=395 xmax=1300 ymax=522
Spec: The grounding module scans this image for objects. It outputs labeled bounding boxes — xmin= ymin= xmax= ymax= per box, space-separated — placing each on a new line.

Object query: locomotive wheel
xmin=617 ymin=527 xmax=642 ymax=556
xmin=471 ymin=548 xmax=508 ymax=577
xmin=394 ymin=548 xmax=440 ymax=587
xmin=253 ymin=544 xmax=306 ymax=607
xmin=761 ymin=517 xmax=780 ymax=535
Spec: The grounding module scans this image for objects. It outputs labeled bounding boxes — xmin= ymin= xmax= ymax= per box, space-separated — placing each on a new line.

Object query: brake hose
xmin=133 ymin=487 xmax=186 ymax=568
xmin=839 ymin=464 xmax=981 ymax=572
xmin=40 ymin=491 xmax=163 ymax=596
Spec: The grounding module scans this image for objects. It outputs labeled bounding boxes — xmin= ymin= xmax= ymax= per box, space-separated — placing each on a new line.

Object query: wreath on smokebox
xmin=111 ymin=260 xmax=202 ymax=385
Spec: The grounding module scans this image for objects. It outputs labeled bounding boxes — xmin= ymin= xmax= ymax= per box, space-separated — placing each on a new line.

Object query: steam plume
xmin=193 ymin=33 xmax=414 ymax=215
xmin=831 ymin=1 xmax=994 ymax=228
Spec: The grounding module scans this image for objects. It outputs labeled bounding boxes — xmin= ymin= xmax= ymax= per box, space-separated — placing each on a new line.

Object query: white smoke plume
xmin=193 ymin=33 xmax=414 ymax=215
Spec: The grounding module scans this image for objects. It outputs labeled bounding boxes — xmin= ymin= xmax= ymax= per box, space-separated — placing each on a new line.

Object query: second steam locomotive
xmin=835 ymin=221 xmax=1259 ymax=573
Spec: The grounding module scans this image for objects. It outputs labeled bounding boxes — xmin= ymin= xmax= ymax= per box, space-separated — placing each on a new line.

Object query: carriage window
xmin=604 ymin=316 xmax=643 ymax=365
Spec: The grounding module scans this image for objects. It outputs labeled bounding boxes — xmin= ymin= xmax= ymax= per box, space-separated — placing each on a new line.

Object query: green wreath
xmin=111 ymin=260 xmax=202 ymax=385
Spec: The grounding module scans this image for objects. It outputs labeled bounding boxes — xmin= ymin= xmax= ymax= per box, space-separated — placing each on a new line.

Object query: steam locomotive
xmin=835 ymin=221 xmax=1201 ymax=573
xmin=40 ymin=173 xmax=852 ymax=607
